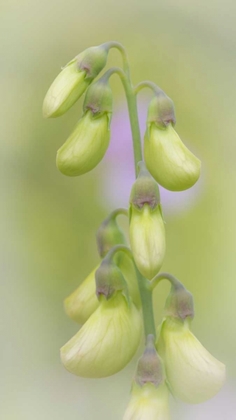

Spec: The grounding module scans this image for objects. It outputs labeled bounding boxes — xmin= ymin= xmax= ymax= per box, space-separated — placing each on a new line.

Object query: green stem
xmin=101 ymin=52 xmax=156 ymax=337
xmin=102 ymin=67 xmax=142 ymax=176
xmin=102 ymin=41 xmax=131 ymax=80
xmin=135 ymin=269 xmax=156 ymax=338
xmin=134 ymin=80 xmax=165 ymax=96
xmin=105 ymin=244 xmax=156 ymax=338
xmin=104 ymin=244 xmax=133 ymax=262
xmin=110 ymin=208 xmax=128 ymax=219
xmin=150 ymin=272 xmax=185 ymax=292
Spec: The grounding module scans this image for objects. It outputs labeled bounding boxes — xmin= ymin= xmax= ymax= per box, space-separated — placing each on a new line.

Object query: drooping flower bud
xmin=64 ymin=256 xmax=141 ymax=325
xmin=64 ymin=209 xmax=140 ymax=325
xmin=56 ymin=79 xmax=112 ymax=176
xmin=164 ymin=277 xmax=195 ymax=320
xmin=95 ymin=209 xmax=141 ymax=307
xmin=144 ymin=95 xmax=201 ymax=191
xmin=135 ymin=335 xmax=165 ymax=387
xmin=60 ymin=292 xmax=142 ymax=378
xmin=129 ymin=162 xmax=165 ymax=280
xmin=95 ymin=259 xmax=129 ymax=300
xmin=96 ymin=209 xmax=127 ymax=259
xmin=157 ymin=285 xmax=226 ymax=404
xmin=123 ymin=335 xmax=170 ymax=420
xmin=43 ymin=45 xmax=108 ymax=118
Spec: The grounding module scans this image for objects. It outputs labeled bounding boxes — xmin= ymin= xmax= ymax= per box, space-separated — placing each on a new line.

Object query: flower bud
xmin=123 ymin=335 xmax=170 ymax=419
xmin=157 ymin=316 xmax=226 ymax=404
xmin=64 ymin=247 xmax=141 ymax=325
xmin=42 ymin=45 xmax=108 ymax=118
xmin=96 ymin=209 xmax=127 ymax=259
xmin=129 ymin=163 xmax=165 ymax=280
xmin=56 ymin=109 xmax=111 ymax=176
xmin=95 ymin=259 xmax=129 ymax=301
xmin=144 ymin=96 xmax=201 ymax=191
xmin=64 ymin=265 xmax=99 ymax=325
xmin=135 ymin=335 xmax=165 ymax=387
xmin=164 ymin=281 xmax=194 ymax=320
xmin=60 ymin=292 xmax=142 ymax=378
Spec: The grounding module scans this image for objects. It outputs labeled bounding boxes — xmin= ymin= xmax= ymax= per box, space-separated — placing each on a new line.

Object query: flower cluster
xmin=43 ymin=42 xmax=225 ymax=419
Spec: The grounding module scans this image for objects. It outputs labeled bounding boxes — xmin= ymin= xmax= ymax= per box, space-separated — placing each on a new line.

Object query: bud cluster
xmin=43 ymin=42 xmax=225 ymax=419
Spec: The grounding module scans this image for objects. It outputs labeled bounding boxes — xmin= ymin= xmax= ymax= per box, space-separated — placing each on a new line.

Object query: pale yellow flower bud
xmin=43 ymin=45 xmax=108 ymax=118
xmin=123 ymin=382 xmax=170 ymax=420
xmin=64 ymin=265 xmax=99 ymax=325
xmin=42 ymin=63 xmax=89 ymax=118
xmin=64 ymin=255 xmax=141 ymax=325
xmin=129 ymin=204 xmax=165 ymax=280
xmin=56 ymin=110 xmax=110 ymax=176
xmin=144 ymin=123 xmax=201 ymax=191
xmin=157 ymin=317 xmax=226 ymax=404
xmin=60 ymin=292 xmax=142 ymax=378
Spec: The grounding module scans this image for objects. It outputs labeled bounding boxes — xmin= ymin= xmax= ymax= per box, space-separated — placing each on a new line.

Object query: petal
xmin=144 ymin=124 xmax=201 ymax=191
xmin=61 ymin=293 xmax=142 ymax=378
xmin=158 ymin=318 xmax=226 ymax=403
xmin=123 ymin=383 xmax=170 ymax=420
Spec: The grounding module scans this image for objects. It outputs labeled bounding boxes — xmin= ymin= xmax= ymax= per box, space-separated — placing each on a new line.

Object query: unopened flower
xmin=129 ymin=163 xmax=165 ymax=280
xmin=56 ymin=110 xmax=111 ymax=176
xmin=144 ymin=96 xmax=201 ymax=191
xmin=130 ymin=205 xmax=165 ymax=280
xmin=60 ymin=292 xmax=142 ymax=378
xmin=43 ymin=45 xmax=108 ymax=118
xmin=123 ymin=382 xmax=170 ymax=420
xmin=64 ymin=256 xmax=141 ymax=325
xmin=124 ymin=335 xmax=170 ymax=420
xmin=96 ymin=209 xmax=128 ymax=259
xmin=157 ymin=316 xmax=226 ymax=404
xmin=100 ymin=103 xmax=202 ymax=213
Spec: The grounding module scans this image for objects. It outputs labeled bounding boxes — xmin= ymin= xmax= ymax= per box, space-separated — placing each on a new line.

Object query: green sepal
xmin=95 ymin=260 xmax=130 ymax=306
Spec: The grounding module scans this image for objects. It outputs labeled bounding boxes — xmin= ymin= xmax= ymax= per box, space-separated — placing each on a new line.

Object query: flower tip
xmin=123 ymin=382 xmax=170 ymax=420
xmin=157 ymin=317 xmax=226 ymax=404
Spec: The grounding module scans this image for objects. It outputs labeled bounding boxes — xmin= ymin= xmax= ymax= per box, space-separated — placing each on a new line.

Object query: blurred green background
xmin=1 ymin=0 xmax=236 ymax=418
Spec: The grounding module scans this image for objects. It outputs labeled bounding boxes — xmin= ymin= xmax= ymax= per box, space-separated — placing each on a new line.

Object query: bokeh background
xmin=1 ymin=0 xmax=236 ymax=418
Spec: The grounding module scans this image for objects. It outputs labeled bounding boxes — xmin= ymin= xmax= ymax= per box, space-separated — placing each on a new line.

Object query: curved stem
xmin=102 ymin=41 xmax=131 ymax=80
xmin=104 ymin=244 xmax=133 ymax=262
xmin=101 ymin=67 xmax=142 ymax=176
xmin=109 ymin=207 xmax=128 ymax=219
xmin=150 ymin=272 xmax=185 ymax=292
xmin=99 ymin=59 xmax=156 ymax=338
xmin=134 ymin=80 xmax=165 ymax=96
